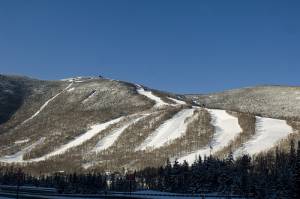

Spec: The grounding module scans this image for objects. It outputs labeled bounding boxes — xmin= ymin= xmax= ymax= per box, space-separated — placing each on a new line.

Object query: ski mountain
xmin=0 ymin=75 xmax=299 ymax=174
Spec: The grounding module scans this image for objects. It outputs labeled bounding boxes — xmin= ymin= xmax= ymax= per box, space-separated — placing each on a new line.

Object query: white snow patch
xmin=14 ymin=139 xmax=30 ymax=144
xmin=136 ymin=109 xmax=195 ymax=151
xmin=22 ymin=83 xmax=73 ymax=124
xmin=167 ymin=97 xmax=187 ymax=105
xmin=136 ymin=84 xmax=168 ymax=108
xmin=67 ymin=87 xmax=75 ymax=92
xmin=94 ymin=115 xmax=147 ymax=152
xmin=234 ymin=117 xmax=293 ymax=157
xmin=178 ymin=109 xmax=242 ymax=164
xmin=0 ymin=138 xmax=45 ymax=163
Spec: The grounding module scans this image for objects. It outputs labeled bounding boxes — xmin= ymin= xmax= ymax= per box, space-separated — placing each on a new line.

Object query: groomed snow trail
xmin=0 ymin=138 xmax=45 ymax=163
xmin=167 ymin=97 xmax=187 ymax=105
xmin=136 ymin=109 xmax=195 ymax=151
xmin=234 ymin=116 xmax=293 ymax=157
xmin=93 ymin=115 xmax=147 ymax=152
xmin=136 ymin=84 xmax=168 ymax=108
xmin=178 ymin=109 xmax=242 ymax=164
xmin=0 ymin=117 xmax=124 ymax=163
xmin=22 ymin=83 xmax=73 ymax=124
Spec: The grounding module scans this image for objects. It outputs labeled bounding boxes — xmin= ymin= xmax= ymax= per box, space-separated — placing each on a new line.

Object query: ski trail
xmin=22 ymin=83 xmax=73 ymax=124
xmin=0 ymin=138 xmax=45 ymax=163
xmin=167 ymin=97 xmax=187 ymax=105
xmin=25 ymin=116 xmax=124 ymax=162
xmin=93 ymin=115 xmax=147 ymax=152
xmin=136 ymin=109 xmax=195 ymax=151
xmin=136 ymin=84 xmax=169 ymax=108
xmin=178 ymin=109 xmax=242 ymax=164
xmin=234 ymin=116 xmax=293 ymax=157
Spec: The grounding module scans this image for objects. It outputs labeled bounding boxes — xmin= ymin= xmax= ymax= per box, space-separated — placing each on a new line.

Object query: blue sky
xmin=0 ymin=0 xmax=299 ymax=93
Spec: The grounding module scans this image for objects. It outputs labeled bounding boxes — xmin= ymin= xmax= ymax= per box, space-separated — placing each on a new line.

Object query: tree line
xmin=0 ymin=140 xmax=300 ymax=198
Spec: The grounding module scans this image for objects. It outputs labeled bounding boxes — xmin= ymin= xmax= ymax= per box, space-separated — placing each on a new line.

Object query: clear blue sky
xmin=0 ymin=0 xmax=299 ymax=93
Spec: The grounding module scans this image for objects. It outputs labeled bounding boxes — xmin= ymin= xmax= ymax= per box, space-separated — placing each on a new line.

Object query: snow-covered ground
xmin=178 ymin=109 xmax=242 ymax=164
xmin=93 ymin=115 xmax=147 ymax=152
xmin=22 ymin=82 xmax=73 ymax=124
xmin=14 ymin=138 xmax=30 ymax=144
xmin=234 ymin=116 xmax=293 ymax=157
xmin=0 ymin=137 xmax=45 ymax=163
xmin=136 ymin=84 xmax=169 ymax=108
xmin=136 ymin=109 xmax=195 ymax=151
xmin=167 ymin=97 xmax=187 ymax=105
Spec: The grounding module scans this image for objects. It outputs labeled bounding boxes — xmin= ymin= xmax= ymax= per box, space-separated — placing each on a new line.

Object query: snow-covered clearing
xmin=0 ymin=138 xmax=45 ymax=163
xmin=93 ymin=115 xmax=147 ymax=152
xmin=136 ymin=84 xmax=169 ymax=108
xmin=167 ymin=97 xmax=186 ymax=105
xmin=22 ymin=83 xmax=73 ymax=124
xmin=178 ymin=109 xmax=242 ymax=164
xmin=234 ymin=116 xmax=293 ymax=157
xmin=136 ymin=109 xmax=195 ymax=151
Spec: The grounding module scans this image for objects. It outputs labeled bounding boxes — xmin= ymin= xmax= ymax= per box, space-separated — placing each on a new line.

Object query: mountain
xmin=0 ymin=75 xmax=299 ymax=174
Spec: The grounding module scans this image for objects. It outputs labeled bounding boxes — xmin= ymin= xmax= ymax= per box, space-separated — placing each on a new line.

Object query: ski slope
xmin=0 ymin=138 xmax=45 ymax=163
xmin=234 ymin=116 xmax=293 ymax=157
xmin=22 ymin=82 xmax=73 ymax=124
xmin=136 ymin=84 xmax=168 ymax=108
xmin=93 ymin=115 xmax=146 ymax=152
xmin=167 ymin=97 xmax=186 ymax=105
xmin=136 ymin=109 xmax=195 ymax=151
xmin=178 ymin=109 xmax=242 ymax=164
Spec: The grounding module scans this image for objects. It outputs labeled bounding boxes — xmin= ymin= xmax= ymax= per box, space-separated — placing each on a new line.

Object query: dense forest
xmin=0 ymin=140 xmax=300 ymax=198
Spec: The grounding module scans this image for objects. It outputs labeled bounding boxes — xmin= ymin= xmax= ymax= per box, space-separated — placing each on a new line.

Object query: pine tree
xmin=294 ymin=141 xmax=300 ymax=199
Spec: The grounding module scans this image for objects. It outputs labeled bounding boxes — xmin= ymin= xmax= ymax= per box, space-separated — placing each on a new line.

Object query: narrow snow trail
xmin=136 ymin=84 xmax=168 ymax=108
xmin=26 ymin=117 xmax=124 ymax=162
xmin=234 ymin=117 xmax=293 ymax=157
xmin=178 ymin=109 xmax=242 ymax=164
xmin=22 ymin=83 xmax=73 ymax=124
xmin=93 ymin=115 xmax=147 ymax=152
xmin=136 ymin=109 xmax=195 ymax=151
xmin=0 ymin=138 xmax=45 ymax=163
xmin=167 ymin=97 xmax=187 ymax=105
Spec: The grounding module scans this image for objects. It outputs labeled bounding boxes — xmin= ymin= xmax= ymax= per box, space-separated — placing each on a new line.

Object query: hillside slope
xmin=0 ymin=76 xmax=299 ymax=174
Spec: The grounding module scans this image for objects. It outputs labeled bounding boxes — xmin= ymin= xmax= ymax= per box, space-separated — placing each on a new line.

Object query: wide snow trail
xmin=22 ymin=83 xmax=73 ymax=124
xmin=25 ymin=117 xmax=124 ymax=162
xmin=234 ymin=117 xmax=293 ymax=157
xmin=136 ymin=109 xmax=195 ymax=151
xmin=0 ymin=138 xmax=45 ymax=163
xmin=178 ymin=109 xmax=242 ymax=164
xmin=136 ymin=84 xmax=168 ymax=108
xmin=93 ymin=115 xmax=147 ymax=152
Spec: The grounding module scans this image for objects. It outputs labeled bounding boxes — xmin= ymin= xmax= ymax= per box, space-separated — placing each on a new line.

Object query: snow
xmin=82 ymin=90 xmax=97 ymax=103
xmin=94 ymin=115 xmax=146 ymax=152
xmin=14 ymin=138 xmax=30 ymax=144
xmin=167 ymin=97 xmax=187 ymax=105
xmin=67 ymin=87 xmax=75 ymax=92
xmin=0 ymin=137 xmax=45 ymax=163
xmin=234 ymin=116 xmax=293 ymax=157
xmin=136 ymin=84 xmax=168 ymax=108
xmin=22 ymin=83 xmax=73 ymax=124
xmin=178 ymin=109 xmax=242 ymax=164
xmin=25 ymin=117 xmax=124 ymax=162
xmin=136 ymin=109 xmax=195 ymax=151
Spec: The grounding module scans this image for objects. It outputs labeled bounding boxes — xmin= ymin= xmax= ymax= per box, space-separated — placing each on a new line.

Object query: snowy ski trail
xmin=136 ymin=84 xmax=169 ymax=108
xmin=178 ymin=109 xmax=242 ymax=164
xmin=234 ymin=116 xmax=293 ymax=157
xmin=22 ymin=82 xmax=73 ymax=124
xmin=136 ymin=108 xmax=195 ymax=151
